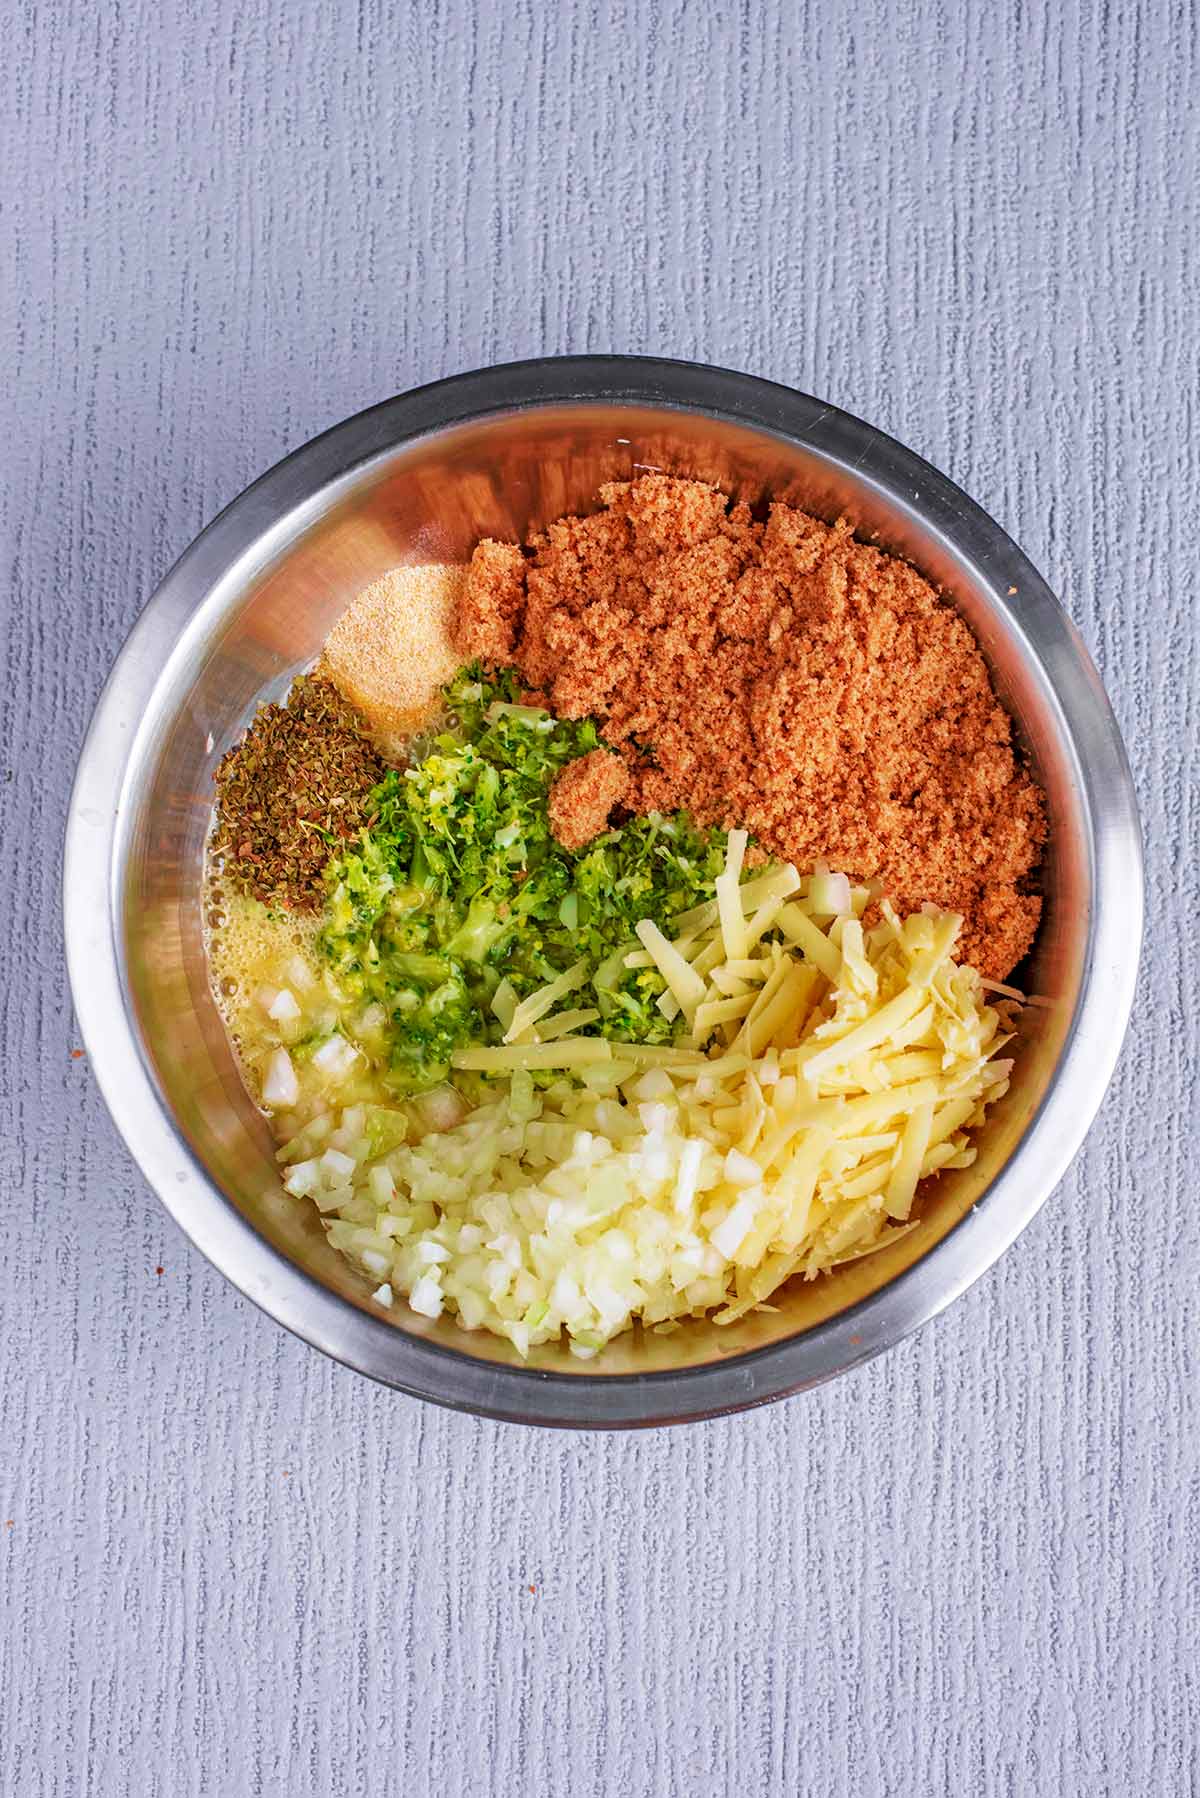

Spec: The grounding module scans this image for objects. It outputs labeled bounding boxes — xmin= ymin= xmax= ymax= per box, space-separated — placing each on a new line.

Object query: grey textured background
xmin=3 ymin=1 xmax=1198 ymax=1792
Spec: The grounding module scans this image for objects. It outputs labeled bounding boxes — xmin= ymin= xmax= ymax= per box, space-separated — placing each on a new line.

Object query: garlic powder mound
xmin=320 ymin=564 xmax=467 ymax=753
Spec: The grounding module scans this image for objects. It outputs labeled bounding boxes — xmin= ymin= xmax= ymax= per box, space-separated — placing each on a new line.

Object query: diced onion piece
xmin=673 ymin=1139 xmax=705 ymax=1214
xmin=633 ymin=1068 xmax=675 ymax=1102
xmin=413 ymin=1085 xmax=468 ymax=1134
xmin=268 ymin=987 xmax=301 ymax=1023
xmin=368 ymin=1163 xmax=395 ymax=1205
xmin=409 ymin=1275 xmax=444 ymax=1318
xmin=275 ymin=1113 xmax=333 ymax=1164
xmin=320 ymin=1147 xmax=356 ymax=1183
xmin=285 ymin=954 xmax=316 ymax=991
xmin=372 ymin=1282 xmax=394 ymax=1307
xmin=283 ymin=1157 xmax=320 ymax=1197
xmin=312 ymin=1034 xmax=358 ymax=1078
xmin=262 ymin=1048 xmax=299 ymax=1108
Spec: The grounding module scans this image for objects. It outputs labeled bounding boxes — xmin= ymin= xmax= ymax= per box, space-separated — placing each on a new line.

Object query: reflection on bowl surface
xmin=65 ymin=357 xmax=1141 ymax=1426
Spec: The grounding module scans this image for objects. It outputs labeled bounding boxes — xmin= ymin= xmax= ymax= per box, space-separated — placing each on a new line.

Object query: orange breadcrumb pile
xmin=452 ymin=540 xmax=524 ymax=666
xmin=457 ymin=475 xmax=1046 ymax=979
xmin=547 ymin=748 xmax=631 ymax=851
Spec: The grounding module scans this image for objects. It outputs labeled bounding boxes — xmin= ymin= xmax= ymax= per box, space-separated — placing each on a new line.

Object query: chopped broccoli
xmin=319 ymin=666 xmax=728 ymax=1091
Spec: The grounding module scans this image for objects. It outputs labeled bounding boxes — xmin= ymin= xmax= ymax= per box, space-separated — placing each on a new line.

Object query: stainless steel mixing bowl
xmin=64 ymin=356 xmax=1141 ymax=1426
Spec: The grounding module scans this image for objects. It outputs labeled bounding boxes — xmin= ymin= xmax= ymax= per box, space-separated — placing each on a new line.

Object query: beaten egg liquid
xmin=204 ymin=874 xmax=396 ymax=1133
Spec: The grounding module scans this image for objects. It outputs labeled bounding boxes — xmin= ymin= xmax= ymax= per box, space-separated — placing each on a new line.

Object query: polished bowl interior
xmin=65 ymin=359 xmax=1141 ymax=1425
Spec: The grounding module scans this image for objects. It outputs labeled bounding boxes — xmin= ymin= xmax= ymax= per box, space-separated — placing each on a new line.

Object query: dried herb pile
xmin=211 ymin=676 xmax=385 ymax=910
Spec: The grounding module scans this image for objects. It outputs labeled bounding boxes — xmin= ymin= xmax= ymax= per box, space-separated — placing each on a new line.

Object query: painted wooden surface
xmin=3 ymin=1 xmax=1198 ymax=1791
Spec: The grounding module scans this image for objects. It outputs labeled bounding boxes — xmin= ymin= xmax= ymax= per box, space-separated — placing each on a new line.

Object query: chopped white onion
xmin=413 ymin=1085 xmax=467 ymax=1134
xmin=409 ymin=1275 xmax=444 ymax=1318
xmin=319 ymin=1147 xmax=356 ymax=1184
xmin=673 ymin=1139 xmax=704 ymax=1215
xmin=312 ymin=1034 xmax=358 ymax=1078
xmin=632 ymin=1067 xmax=675 ymax=1102
xmin=368 ymin=1163 xmax=395 ymax=1205
xmin=637 ymin=1102 xmax=674 ymax=1136
xmin=283 ymin=1157 xmax=319 ymax=1197
xmin=285 ymin=954 xmax=316 ymax=991
xmin=262 ymin=1048 xmax=299 ymax=1109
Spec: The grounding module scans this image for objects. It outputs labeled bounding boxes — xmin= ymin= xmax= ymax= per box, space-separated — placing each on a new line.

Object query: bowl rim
xmin=63 ymin=353 xmax=1143 ymax=1427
